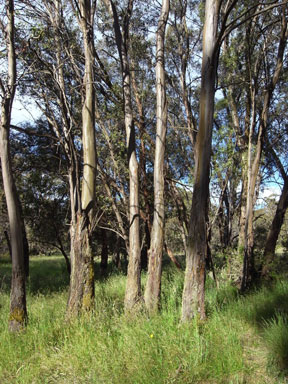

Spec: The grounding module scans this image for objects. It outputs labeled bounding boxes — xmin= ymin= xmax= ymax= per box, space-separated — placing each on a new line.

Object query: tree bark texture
xmin=67 ymin=214 xmax=95 ymax=314
xmin=181 ymin=0 xmax=220 ymax=322
xmin=144 ymin=0 xmax=169 ymax=314
xmin=0 ymin=0 xmax=27 ymax=332
xmin=105 ymin=0 xmax=141 ymax=310
xmin=131 ymin=57 xmax=152 ymax=270
xmin=67 ymin=0 xmax=97 ymax=316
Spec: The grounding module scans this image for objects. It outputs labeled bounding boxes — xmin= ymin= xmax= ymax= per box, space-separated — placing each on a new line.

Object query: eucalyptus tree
xmin=19 ymin=0 xmax=98 ymax=314
xmin=241 ymin=6 xmax=288 ymax=290
xmin=63 ymin=0 xmax=98 ymax=315
xmin=164 ymin=0 xmax=201 ymax=256
xmin=219 ymin=2 xmax=288 ymax=288
xmin=260 ymin=50 xmax=288 ymax=275
xmin=181 ymin=0 xmax=288 ymax=320
xmin=0 ymin=0 xmax=27 ymax=331
xmin=129 ymin=22 xmax=155 ymax=269
xmin=103 ymin=0 xmax=142 ymax=310
xmin=262 ymin=145 xmax=288 ymax=275
xmin=181 ymin=0 xmax=222 ymax=322
xmin=144 ymin=0 xmax=170 ymax=313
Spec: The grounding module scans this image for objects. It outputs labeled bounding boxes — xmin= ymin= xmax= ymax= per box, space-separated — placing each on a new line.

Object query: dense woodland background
xmin=1 ymin=0 xmax=288 ymax=382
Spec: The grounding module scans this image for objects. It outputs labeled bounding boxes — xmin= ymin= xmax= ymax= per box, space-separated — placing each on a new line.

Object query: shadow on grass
xmin=0 ymin=256 xmax=70 ymax=295
xmin=28 ymin=256 xmax=70 ymax=294
xmin=1 ymin=255 xmax=129 ymax=296
xmin=243 ymin=282 xmax=288 ymax=377
xmin=250 ymin=294 xmax=288 ymax=326
xmin=0 ymin=258 xmax=12 ymax=293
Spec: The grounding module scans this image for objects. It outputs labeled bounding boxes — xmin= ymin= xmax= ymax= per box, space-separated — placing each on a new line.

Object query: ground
xmin=0 ymin=254 xmax=287 ymax=383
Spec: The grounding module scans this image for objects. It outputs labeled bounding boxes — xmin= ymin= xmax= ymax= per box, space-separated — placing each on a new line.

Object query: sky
xmin=11 ymin=96 xmax=41 ymax=126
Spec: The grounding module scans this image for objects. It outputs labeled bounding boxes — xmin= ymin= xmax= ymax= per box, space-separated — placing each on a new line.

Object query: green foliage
xmin=263 ymin=315 xmax=288 ymax=376
xmin=1 ymin=256 xmax=288 ymax=383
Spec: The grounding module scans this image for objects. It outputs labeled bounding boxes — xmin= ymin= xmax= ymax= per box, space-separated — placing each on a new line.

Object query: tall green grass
xmin=0 ymin=255 xmax=287 ymax=383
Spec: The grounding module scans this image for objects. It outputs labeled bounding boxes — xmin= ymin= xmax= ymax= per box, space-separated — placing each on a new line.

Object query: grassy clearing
xmin=0 ymin=255 xmax=287 ymax=383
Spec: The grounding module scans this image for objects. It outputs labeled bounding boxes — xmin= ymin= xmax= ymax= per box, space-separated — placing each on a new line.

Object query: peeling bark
xmin=67 ymin=0 xmax=97 ymax=316
xmin=144 ymin=0 xmax=169 ymax=314
xmin=104 ymin=0 xmax=142 ymax=311
xmin=181 ymin=0 xmax=220 ymax=322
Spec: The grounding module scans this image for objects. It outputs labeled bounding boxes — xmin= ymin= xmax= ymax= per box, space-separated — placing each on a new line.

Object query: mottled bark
xmin=181 ymin=0 xmax=220 ymax=322
xmin=121 ymin=1 xmax=142 ymax=311
xmin=104 ymin=0 xmax=141 ymax=310
xmin=131 ymin=58 xmax=152 ymax=270
xmin=67 ymin=0 xmax=97 ymax=316
xmin=67 ymin=215 xmax=95 ymax=314
xmin=237 ymin=62 xmax=251 ymax=256
xmin=144 ymin=0 xmax=169 ymax=314
xmin=0 ymin=0 xmax=27 ymax=332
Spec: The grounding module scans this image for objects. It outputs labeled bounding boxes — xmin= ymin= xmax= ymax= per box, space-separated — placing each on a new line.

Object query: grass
xmin=0 ymin=255 xmax=288 ymax=383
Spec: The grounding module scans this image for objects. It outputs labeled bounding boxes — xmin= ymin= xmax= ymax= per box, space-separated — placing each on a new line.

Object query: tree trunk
xmin=0 ymin=0 xmax=27 ymax=332
xmin=22 ymin=223 xmax=29 ymax=278
xmin=262 ymin=177 xmax=288 ymax=276
xmin=261 ymin=134 xmax=288 ymax=277
xmin=181 ymin=0 xmax=220 ymax=322
xmin=1 ymin=115 xmax=28 ymax=331
xmin=67 ymin=215 xmax=94 ymax=314
xmin=131 ymin=57 xmax=152 ymax=270
xmin=105 ymin=0 xmax=141 ymax=310
xmin=241 ymin=11 xmax=287 ymax=290
xmin=67 ymin=0 xmax=97 ymax=316
xmin=144 ymin=0 xmax=169 ymax=314
xmin=238 ymin=159 xmax=248 ymax=254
